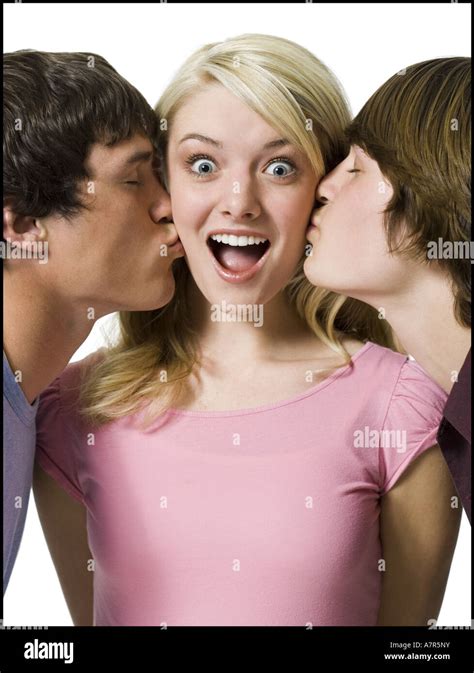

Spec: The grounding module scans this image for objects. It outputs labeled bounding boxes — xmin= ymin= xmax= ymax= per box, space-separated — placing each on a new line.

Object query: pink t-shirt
xmin=35 ymin=341 xmax=448 ymax=626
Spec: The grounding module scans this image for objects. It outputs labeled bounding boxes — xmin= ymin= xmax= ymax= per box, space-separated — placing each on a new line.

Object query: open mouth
xmin=207 ymin=233 xmax=271 ymax=275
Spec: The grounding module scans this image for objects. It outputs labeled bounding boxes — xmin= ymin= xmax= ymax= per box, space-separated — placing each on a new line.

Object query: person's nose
xmin=149 ymin=179 xmax=173 ymax=226
xmin=218 ymin=173 xmax=262 ymax=222
xmin=315 ymin=173 xmax=333 ymax=207
xmin=314 ymin=159 xmax=349 ymax=207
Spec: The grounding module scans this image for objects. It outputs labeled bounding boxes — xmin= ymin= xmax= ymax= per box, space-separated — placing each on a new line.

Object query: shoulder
xmin=380 ymin=352 xmax=449 ymax=444
xmin=38 ymin=347 xmax=108 ymax=417
xmin=338 ymin=334 xmax=407 ymax=369
xmin=60 ymin=347 xmax=108 ymax=390
xmin=342 ymin=339 xmax=407 ymax=387
xmin=389 ymin=355 xmax=449 ymax=414
xmin=346 ymin=340 xmax=448 ymax=409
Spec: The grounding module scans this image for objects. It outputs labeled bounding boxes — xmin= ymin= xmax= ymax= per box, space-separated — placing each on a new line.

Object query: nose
xmin=149 ymin=179 xmax=173 ymax=225
xmin=315 ymin=174 xmax=331 ymax=206
xmin=315 ymin=159 xmax=349 ymax=206
xmin=218 ymin=175 xmax=261 ymax=222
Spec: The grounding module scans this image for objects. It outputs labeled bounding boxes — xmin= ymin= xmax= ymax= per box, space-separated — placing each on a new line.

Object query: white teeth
xmin=209 ymin=234 xmax=268 ymax=246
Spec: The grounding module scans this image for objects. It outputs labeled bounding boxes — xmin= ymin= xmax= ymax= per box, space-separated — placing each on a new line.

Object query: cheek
xmin=278 ymin=199 xmax=310 ymax=230
xmin=268 ymin=185 xmax=315 ymax=240
xmin=168 ymin=159 xmax=207 ymax=226
xmin=170 ymin=183 xmax=210 ymax=241
xmin=327 ymin=188 xmax=377 ymax=247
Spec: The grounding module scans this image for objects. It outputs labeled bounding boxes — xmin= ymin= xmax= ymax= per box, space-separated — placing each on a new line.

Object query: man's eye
xmin=264 ymin=159 xmax=296 ymax=178
xmin=125 ymin=181 xmax=143 ymax=185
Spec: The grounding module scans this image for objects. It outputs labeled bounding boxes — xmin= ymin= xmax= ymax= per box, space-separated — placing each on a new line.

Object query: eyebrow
xmin=178 ymin=133 xmax=291 ymax=151
xmin=121 ymin=149 xmax=154 ymax=167
xmin=262 ymin=138 xmax=290 ymax=150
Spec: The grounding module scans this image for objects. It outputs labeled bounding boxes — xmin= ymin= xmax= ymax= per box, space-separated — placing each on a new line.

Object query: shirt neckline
xmin=3 ymin=351 xmax=39 ymax=425
xmin=168 ymin=341 xmax=374 ymax=418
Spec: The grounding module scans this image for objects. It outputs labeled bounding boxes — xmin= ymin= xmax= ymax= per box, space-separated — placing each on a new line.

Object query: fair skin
xmin=304 ymin=144 xmax=471 ymax=394
xmin=166 ymin=83 xmax=362 ymax=411
xmin=33 ymin=89 xmax=460 ymax=627
xmin=10 ymin=133 xmax=182 ymax=622
xmin=168 ymin=85 xmax=460 ymax=627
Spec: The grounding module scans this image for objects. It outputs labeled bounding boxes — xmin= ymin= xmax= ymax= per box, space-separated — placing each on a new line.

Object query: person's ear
xmin=3 ymin=200 xmax=48 ymax=244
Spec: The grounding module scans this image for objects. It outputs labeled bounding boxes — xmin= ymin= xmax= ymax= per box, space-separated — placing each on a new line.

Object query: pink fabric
xmin=35 ymin=341 xmax=448 ymax=626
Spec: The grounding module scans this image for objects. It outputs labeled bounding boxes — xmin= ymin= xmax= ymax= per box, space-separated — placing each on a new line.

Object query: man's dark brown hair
xmin=3 ymin=50 xmax=160 ymax=220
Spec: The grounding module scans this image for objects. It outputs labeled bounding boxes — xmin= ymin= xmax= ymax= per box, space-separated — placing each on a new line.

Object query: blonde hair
xmin=79 ymin=34 xmax=401 ymax=428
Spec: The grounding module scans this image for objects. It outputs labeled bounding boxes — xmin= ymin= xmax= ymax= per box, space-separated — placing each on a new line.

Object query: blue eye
xmin=186 ymin=155 xmax=217 ymax=177
xmin=264 ymin=159 xmax=296 ymax=178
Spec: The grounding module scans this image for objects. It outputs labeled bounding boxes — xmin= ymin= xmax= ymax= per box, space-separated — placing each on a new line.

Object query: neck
xmin=187 ymin=278 xmax=312 ymax=366
xmin=369 ymin=270 xmax=470 ymax=393
xmin=3 ymin=270 xmax=97 ymax=404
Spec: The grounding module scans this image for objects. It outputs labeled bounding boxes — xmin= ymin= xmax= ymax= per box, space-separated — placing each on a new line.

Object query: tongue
xmin=215 ymin=244 xmax=265 ymax=272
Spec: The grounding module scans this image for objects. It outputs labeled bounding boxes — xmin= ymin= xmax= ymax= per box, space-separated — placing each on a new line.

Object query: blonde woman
xmin=33 ymin=35 xmax=460 ymax=626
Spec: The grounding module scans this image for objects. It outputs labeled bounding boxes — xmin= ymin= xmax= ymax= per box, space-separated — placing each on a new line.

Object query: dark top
xmin=436 ymin=349 xmax=471 ymax=524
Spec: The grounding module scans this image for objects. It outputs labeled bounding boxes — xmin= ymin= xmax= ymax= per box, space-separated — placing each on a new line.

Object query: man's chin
xmin=149 ymin=277 xmax=176 ymax=311
xmin=122 ymin=276 xmax=177 ymax=312
xmin=303 ymin=259 xmax=341 ymax=293
xmin=302 ymin=256 xmax=321 ymax=288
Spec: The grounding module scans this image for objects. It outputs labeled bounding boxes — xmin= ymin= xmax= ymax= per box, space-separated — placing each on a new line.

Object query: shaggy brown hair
xmin=345 ymin=57 xmax=471 ymax=327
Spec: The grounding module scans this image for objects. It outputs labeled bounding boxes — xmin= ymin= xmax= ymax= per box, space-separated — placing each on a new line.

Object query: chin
xmin=203 ymin=282 xmax=271 ymax=308
xmin=302 ymin=257 xmax=321 ymax=287
xmin=137 ymin=276 xmax=176 ymax=312
xmin=303 ymin=264 xmax=341 ymax=294
xmin=156 ymin=276 xmax=177 ymax=308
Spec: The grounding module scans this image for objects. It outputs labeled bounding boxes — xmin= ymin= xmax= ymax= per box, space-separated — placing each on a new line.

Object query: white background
xmin=3 ymin=2 xmax=471 ymax=626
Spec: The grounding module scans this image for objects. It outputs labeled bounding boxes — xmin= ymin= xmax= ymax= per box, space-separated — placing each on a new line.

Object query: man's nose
xmin=315 ymin=176 xmax=330 ymax=206
xmin=150 ymin=181 xmax=173 ymax=225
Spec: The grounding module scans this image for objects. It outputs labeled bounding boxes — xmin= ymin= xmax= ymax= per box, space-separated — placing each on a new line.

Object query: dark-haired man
xmin=3 ymin=50 xmax=183 ymax=594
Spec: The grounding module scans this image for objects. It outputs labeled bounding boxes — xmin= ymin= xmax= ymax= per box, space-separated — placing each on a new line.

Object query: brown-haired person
xmin=304 ymin=57 xmax=471 ymax=531
xmin=3 ymin=50 xmax=184 ymax=597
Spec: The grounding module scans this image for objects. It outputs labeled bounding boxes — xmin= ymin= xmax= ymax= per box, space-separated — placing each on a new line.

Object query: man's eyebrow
xmin=178 ymin=134 xmax=291 ymax=150
xmin=120 ymin=149 xmax=154 ymax=167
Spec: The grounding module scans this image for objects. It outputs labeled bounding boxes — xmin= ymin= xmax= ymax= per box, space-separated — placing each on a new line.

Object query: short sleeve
xmin=378 ymin=358 xmax=449 ymax=495
xmin=35 ymin=375 xmax=85 ymax=505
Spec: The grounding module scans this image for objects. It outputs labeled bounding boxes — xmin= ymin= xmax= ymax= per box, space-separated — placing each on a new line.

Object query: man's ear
xmin=3 ymin=201 xmax=48 ymax=243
